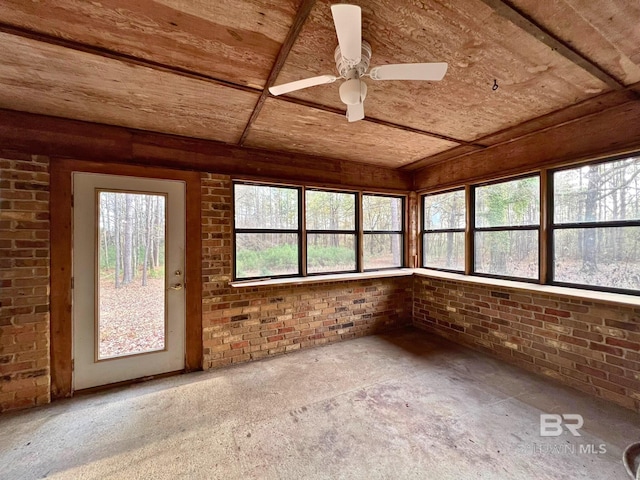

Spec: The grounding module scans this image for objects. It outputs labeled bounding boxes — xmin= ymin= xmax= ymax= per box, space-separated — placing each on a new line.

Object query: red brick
xmin=590 ymin=342 xmax=624 ymax=357
xmin=545 ymin=308 xmax=571 ymax=318
xmin=606 ymin=337 xmax=640 ymax=351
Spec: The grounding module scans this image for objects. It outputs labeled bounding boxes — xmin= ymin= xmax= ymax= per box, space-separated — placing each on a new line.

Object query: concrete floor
xmin=1 ymin=327 xmax=639 ymax=480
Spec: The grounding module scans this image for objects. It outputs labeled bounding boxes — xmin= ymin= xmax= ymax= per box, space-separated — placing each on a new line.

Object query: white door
xmin=72 ymin=173 xmax=186 ymax=390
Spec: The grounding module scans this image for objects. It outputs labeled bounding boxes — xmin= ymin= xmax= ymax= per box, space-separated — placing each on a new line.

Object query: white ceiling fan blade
xmin=331 ymin=4 xmax=361 ymax=66
xmin=369 ymin=63 xmax=448 ymax=81
xmin=269 ymin=75 xmax=337 ymax=96
xmin=346 ymin=102 xmax=364 ymax=122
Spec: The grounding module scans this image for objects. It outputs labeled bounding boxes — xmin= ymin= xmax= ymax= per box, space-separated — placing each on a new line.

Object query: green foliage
xmin=236 ymin=245 xmax=356 ymax=277
xmin=236 ymin=244 xmax=298 ymax=277
xmin=307 ymin=246 xmax=354 ymax=269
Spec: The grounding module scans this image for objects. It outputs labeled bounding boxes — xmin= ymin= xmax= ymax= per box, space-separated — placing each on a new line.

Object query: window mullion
xmin=300 ymin=187 xmax=307 ymax=277
xmin=357 ymin=191 xmax=363 ymax=272
xmin=466 ymin=184 xmax=474 ymax=275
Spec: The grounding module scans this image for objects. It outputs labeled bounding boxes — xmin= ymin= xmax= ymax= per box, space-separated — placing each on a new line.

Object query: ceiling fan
xmin=268 ymin=3 xmax=448 ymax=122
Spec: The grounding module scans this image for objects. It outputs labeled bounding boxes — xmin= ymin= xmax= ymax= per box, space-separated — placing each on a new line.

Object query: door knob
xmin=170 ymin=283 xmax=183 ymax=290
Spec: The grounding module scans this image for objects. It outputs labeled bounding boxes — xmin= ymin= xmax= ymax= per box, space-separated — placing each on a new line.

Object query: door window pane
xmin=423 ymin=232 xmax=465 ymax=271
xmin=235 ymin=233 xmax=299 ymax=278
xmin=554 ymin=227 xmax=640 ymax=290
xmin=475 ymin=230 xmax=538 ymax=279
xmin=306 ymin=190 xmax=356 ymax=230
xmin=98 ymin=191 xmax=166 ymax=360
xmin=364 ymin=233 xmax=403 ymax=269
xmin=554 ymin=157 xmax=640 ymax=224
xmin=307 ymin=233 xmax=356 ymax=273
xmin=476 ymin=177 xmax=540 ymax=228
xmin=424 ymin=190 xmax=465 ymax=230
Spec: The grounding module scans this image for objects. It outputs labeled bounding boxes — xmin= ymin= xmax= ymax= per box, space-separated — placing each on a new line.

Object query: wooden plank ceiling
xmin=0 ymin=0 xmax=637 ymax=170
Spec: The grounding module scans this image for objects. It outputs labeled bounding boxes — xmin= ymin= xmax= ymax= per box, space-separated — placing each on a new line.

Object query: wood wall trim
xmin=539 ymin=168 xmax=550 ymax=285
xmin=184 ymin=175 xmax=203 ymax=371
xmin=239 ymin=0 xmax=317 ymax=145
xmin=0 ymin=109 xmax=411 ymax=191
xmin=404 ymin=86 xmax=640 ymax=172
xmin=50 ymin=159 xmax=202 ymax=399
xmin=414 ymin=100 xmax=640 ymax=191
xmin=50 ymin=160 xmax=73 ymax=399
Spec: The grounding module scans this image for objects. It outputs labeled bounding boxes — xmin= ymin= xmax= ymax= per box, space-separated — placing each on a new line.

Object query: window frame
xmin=548 ymin=154 xmax=640 ymax=295
xmin=421 ymin=188 xmax=466 ymax=273
xmin=419 ymin=151 xmax=640 ymax=296
xmin=232 ymin=181 xmax=303 ymax=281
xmin=362 ymin=193 xmax=406 ymax=271
xmin=471 ymin=173 xmax=541 ymax=283
xmin=305 ymin=187 xmax=359 ymax=276
xmin=232 ymin=181 xmax=407 ymax=281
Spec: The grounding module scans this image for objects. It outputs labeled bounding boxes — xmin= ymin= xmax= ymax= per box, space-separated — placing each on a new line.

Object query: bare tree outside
xmin=363 ymin=195 xmax=403 ymax=269
xmin=423 ymin=190 xmax=465 ymax=271
xmin=98 ymin=191 xmax=166 ymax=358
xmin=554 ymin=156 xmax=640 ymax=290
xmin=234 ymin=185 xmax=404 ymax=278
xmin=474 ymin=176 xmax=540 ymax=279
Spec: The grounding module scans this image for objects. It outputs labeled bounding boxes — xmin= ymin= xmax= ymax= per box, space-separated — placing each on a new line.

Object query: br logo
xmin=540 ymin=414 xmax=583 ymax=437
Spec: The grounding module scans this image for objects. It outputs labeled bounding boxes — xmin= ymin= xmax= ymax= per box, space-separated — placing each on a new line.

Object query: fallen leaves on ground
xmin=98 ymin=277 xmax=165 ymax=359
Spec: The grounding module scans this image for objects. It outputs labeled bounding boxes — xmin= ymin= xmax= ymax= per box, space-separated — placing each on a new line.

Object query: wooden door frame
xmin=50 ymin=158 xmax=202 ymax=399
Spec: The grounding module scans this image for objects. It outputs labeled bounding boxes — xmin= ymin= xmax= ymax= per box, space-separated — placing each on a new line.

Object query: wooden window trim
xmin=362 ymin=193 xmax=405 ymax=271
xmin=232 ymin=181 xmax=408 ymax=280
xmin=418 ymin=150 xmax=640 ymax=295
xmin=548 ymin=154 xmax=640 ymax=295
xmin=421 ymin=188 xmax=466 ymax=274
xmin=472 ymin=174 xmax=541 ymax=282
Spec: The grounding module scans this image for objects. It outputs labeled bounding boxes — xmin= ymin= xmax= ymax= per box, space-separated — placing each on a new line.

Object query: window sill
xmin=229 ymin=268 xmax=639 ymax=308
xmin=230 ymin=269 xmax=414 ymax=288
xmin=413 ymin=268 xmax=640 ymax=308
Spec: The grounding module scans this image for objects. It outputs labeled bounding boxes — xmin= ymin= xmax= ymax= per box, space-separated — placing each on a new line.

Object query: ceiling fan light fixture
xmin=339 ymin=78 xmax=367 ymax=105
xmin=267 ymin=3 xmax=448 ymax=122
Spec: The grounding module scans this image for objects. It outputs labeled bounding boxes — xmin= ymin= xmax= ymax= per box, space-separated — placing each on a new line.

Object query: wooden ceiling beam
xmin=0 ymin=15 xmax=464 ymax=152
xmin=413 ymin=100 xmax=640 ymax=191
xmin=478 ymin=0 xmax=624 ymax=90
xmin=238 ymin=0 xmax=317 ymax=145
xmin=274 ymin=96 xmax=473 ymax=146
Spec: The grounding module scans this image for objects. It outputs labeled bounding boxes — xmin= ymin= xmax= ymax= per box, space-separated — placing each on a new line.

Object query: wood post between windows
xmin=465 ymin=185 xmax=473 ymax=275
xmin=540 ymin=168 xmax=551 ymax=284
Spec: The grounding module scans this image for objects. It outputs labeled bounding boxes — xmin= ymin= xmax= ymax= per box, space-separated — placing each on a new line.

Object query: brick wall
xmin=3 ymin=161 xmax=637 ymax=413
xmin=201 ymin=173 xmax=412 ymax=369
xmin=0 ymin=154 xmax=50 ymax=412
xmin=413 ymin=276 xmax=640 ymax=411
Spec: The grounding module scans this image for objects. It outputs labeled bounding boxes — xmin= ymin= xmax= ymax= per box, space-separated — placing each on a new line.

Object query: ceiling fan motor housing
xmin=339 ymin=79 xmax=368 ymax=105
xmin=335 ymin=40 xmax=372 ymax=78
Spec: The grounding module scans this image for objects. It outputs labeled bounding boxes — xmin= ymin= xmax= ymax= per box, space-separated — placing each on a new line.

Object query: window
xmin=363 ymin=194 xmax=404 ymax=269
xmin=551 ymin=156 xmax=640 ymax=292
xmin=473 ymin=176 xmax=540 ymax=280
xmin=422 ymin=190 xmax=465 ymax=271
xmin=233 ymin=182 xmax=406 ymax=280
xmin=233 ymin=183 xmax=301 ymax=279
xmin=306 ymin=190 xmax=357 ymax=274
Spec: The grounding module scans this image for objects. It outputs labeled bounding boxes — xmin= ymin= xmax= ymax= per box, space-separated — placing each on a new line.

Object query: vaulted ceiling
xmin=0 ymin=0 xmax=638 ymax=170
